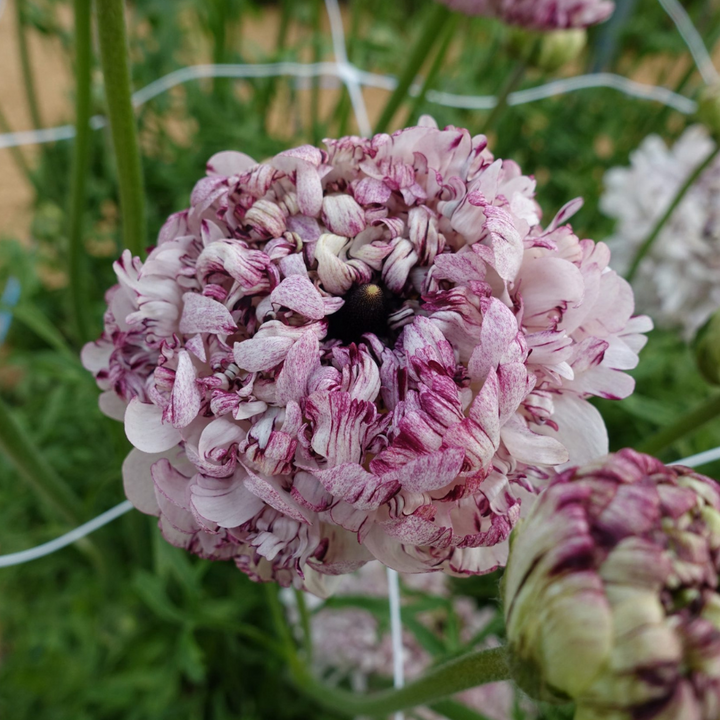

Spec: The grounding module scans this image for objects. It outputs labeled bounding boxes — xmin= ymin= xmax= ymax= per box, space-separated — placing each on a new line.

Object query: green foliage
xmin=2 ymin=0 xmax=720 ymax=717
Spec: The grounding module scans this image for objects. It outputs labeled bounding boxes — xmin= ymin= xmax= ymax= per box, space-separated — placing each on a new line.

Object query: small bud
xmin=507 ymin=28 xmax=586 ymax=73
xmin=693 ymin=307 xmax=720 ymax=385
xmin=504 ymin=449 xmax=720 ymax=718
xmin=698 ymin=84 xmax=720 ymax=138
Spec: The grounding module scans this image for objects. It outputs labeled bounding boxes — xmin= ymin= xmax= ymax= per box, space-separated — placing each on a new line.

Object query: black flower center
xmin=328 ymin=282 xmax=395 ymax=345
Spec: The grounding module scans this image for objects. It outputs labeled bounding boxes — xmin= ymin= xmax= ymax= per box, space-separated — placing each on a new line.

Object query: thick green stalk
xmin=95 ymin=0 xmax=147 ymax=257
xmin=0 ymin=394 xmax=84 ymax=526
xmin=374 ymin=3 xmax=453 ymax=134
xmin=407 ymin=13 xmax=459 ymax=125
xmin=290 ymin=647 xmax=510 ymax=717
xmin=483 ymin=59 xmax=527 ymax=134
xmin=68 ymin=0 xmax=93 ymax=343
xmin=638 ymin=393 xmax=720 ymax=457
xmin=15 ymin=0 xmax=43 ymax=130
xmin=626 ymin=145 xmax=720 ymax=283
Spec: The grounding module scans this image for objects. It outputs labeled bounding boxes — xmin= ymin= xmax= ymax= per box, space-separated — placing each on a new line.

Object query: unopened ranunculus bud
xmin=503 ymin=449 xmax=720 ymax=718
xmin=507 ymin=28 xmax=586 ymax=72
xmin=693 ymin=307 xmax=720 ymax=385
xmin=698 ymin=84 xmax=720 ymax=138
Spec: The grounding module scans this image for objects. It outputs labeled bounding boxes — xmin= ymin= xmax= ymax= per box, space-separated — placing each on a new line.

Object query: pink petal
xmin=191 ymin=473 xmax=265 ymax=528
xmin=276 ymin=331 xmax=320 ymax=404
xmin=121 ymin=448 xmax=162 ymax=515
xmin=125 ymin=398 xmax=181 ymax=453
xmin=384 ymin=448 xmax=465 ymax=493
xmin=322 ymin=194 xmax=367 ymax=236
xmin=206 ymin=150 xmax=256 ymax=177
xmin=312 ymin=464 xmax=399 ymax=510
xmin=179 ymin=292 xmax=237 ymax=335
xmin=170 ymin=350 xmax=202 ymax=428
xmin=270 ymin=275 xmax=325 ymax=320
xmin=233 ymin=336 xmax=294 ymax=372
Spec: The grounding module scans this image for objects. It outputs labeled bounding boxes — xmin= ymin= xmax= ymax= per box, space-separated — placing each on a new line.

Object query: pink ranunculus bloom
xmin=437 ymin=0 xmax=614 ymax=29
xmin=83 ymin=118 xmax=650 ymax=593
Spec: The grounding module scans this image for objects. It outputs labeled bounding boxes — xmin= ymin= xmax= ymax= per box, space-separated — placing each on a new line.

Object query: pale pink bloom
xmin=310 ymin=562 xmax=533 ymax=720
xmin=602 ymin=125 xmax=720 ymax=338
xmin=437 ymin=0 xmax=614 ymax=29
xmin=85 ymin=118 xmax=648 ymax=591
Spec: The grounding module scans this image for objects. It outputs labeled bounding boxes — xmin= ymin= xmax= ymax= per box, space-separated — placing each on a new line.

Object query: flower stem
xmin=638 ymin=393 xmax=720 ymax=457
xmin=95 ymin=0 xmax=147 ymax=257
xmin=483 ymin=59 xmax=527 ymax=134
xmin=0 ymin=104 xmax=35 ymax=184
xmin=294 ymin=587 xmax=313 ymax=661
xmin=626 ymin=145 xmax=720 ymax=283
xmin=0 ymin=394 xmax=84 ymax=526
xmin=374 ymin=3 xmax=453 ymax=134
xmin=290 ymin=647 xmax=510 ymax=717
xmin=15 ymin=0 xmax=43 ymax=131
xmin=67 ymin=0 xmax=93 ymax=343
xmin=407 ymin=12 xmax=460 ymax=125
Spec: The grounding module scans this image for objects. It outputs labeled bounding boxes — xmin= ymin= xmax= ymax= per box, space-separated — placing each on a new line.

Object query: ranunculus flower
xmin=602 ymin=125 xmax=720 ymax=338
xmin=436 ymin=0 xmax=615 ymax=29
xmin=83 ymin=118 xmax=649 ymax=592
xmin=503 ymin=449 xmax=720 ymax=718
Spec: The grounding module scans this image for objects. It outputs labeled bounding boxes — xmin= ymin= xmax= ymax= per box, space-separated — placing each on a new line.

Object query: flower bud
xmin=698 ymin=84 xmax=720 ymax=139
xmin=507 ymin=28 xmax=586 ymax=73
xmin=694 ymin=307 xmax=720 ymax=386
xmin=503 ymin=449 xmax=720 ymax=718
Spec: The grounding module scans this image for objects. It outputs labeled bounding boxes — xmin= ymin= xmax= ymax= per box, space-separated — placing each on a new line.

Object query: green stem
xmin=265 ymin=583 xmax=296 ymax=658
xmin=637 ymin=393 xmax=720 ymax=457
xmin=483 ymin=59 xmax=527 ymax=134
xmin=15 ymin=0 xmax=43 ymax=130
xmin=407 ymin=13 xmax=459 ymax=125
xmin=374 ymin=3 xmax=453 ymax=134
xmin=626 ymin=145 xmax=720 ymax=283
xmin=0 ymin=394 xmax=84 ymax=526
xmin=68 ymin=0 xmax=93 ymax=343
xmin=95 ymin=0 xmax=147 ymax=257
xmin=0 ymin=104 xmax=35 ymax=183
xmin=291 ymin=647 xmax=510 ymax=717
xmin=294 ymin=588 xmax=313 ymax=661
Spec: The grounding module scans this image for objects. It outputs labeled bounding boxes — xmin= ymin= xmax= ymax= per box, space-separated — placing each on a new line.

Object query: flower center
xmin=328 ymin=282 xmax=394 ymax=345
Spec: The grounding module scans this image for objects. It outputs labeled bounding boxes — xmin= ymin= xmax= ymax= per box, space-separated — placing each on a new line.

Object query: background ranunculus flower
xmin=503 ymin=449 xmax=720 ymax=718
xmin=296 ymin=562 xmax=534 ymax=720
xmin=83 ymin=118 xmax=649 ymax=592
xmin=602 ymin=125 xmax=720 ymax=338
xmin=436 ymin=0 xmax=615 ymax=30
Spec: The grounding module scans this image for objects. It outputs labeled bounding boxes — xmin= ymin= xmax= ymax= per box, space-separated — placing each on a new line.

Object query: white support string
xmin=658 ymin=0 xmax=720 ymax=86
xmin=0 ymin=66 xmax=699 ymax=151
xmin=0 ymin=500 xmax=132 ymax=568
xmin=386 ymin=567 xmax=405 ymax=720
xmin=670 ymin=446 xmax=720 ymax=469
xmin=323 ymin=0 xmax=372 ymax=138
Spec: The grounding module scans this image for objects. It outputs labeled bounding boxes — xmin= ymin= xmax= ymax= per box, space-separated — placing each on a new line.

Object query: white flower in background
xmin=601 ymin=125 xmax=720 ymax=338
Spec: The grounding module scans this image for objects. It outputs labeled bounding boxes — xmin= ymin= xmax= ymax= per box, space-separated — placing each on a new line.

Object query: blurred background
xmin=1 ymin=0 xmax=720 ymax=717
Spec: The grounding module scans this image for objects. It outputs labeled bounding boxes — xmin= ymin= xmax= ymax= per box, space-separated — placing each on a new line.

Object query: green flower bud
xmin=503 ymin=449 xmax=720 ymax=719
xmin=507 ymin=28 xmax=587 ymax=73
xmin=694 ymin=307 xmax=720 ymax=386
